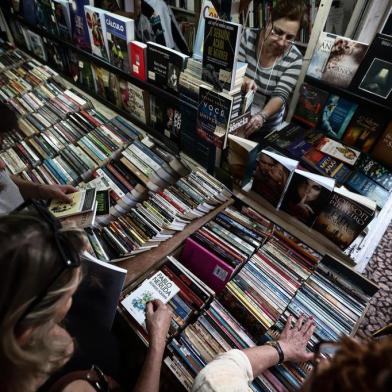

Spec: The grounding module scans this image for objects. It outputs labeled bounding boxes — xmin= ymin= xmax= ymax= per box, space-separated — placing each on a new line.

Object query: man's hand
xmin=37 ymin=184 xmax=77 ymax=203
xmin=244 ymin=113 xmax=264 ymax=138
xmin=145 ymin=300 xmax=173 ymax=348
xmin=278 ymin=314 xmax=316 ymax=363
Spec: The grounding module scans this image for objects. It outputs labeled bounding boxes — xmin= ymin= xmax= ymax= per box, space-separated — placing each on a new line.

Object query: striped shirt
xmin=238 ymin=28 xmax=303 ymax=131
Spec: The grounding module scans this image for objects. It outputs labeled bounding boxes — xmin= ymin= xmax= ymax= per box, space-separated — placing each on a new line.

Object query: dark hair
xmin=0 ymin=102 xmax=18 ymax=134
xmin=271 ymin=0 xmax=308 ymax=29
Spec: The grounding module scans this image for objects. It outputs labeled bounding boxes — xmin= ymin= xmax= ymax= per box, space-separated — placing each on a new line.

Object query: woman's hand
xmin=244 ymin=113 xmax=264 ymax=138
xmin=145 ymin=300 xmax=173 ymax=348
xmin=242 ymin=78 xmax=257 ymax=93
xmin=278 ymin=314 xmax=316 ymax=362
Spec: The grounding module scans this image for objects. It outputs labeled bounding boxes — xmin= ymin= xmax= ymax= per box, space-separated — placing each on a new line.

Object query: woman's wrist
xmin=259 ymin=111 xmax=269 ymax=122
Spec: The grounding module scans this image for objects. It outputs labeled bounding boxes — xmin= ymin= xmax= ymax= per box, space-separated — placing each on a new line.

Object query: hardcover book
xmin=322 ymin=37 xmax=368 ymax=88
xmin=121 ymin=271 xmax=180 ymax=327
xmin=49 ymin=188 xmax=97 ymax=218
xmin=130 ymin=41 xmax=147 ymax=80
xmin=251 ymin=149 xmax=298 ymax=208
xmin=196 ymin=85 xmax=233 ymax=148
xmin=104 ymin=12 xmax=134 ymax=72
xmin=356 ymin=154 xmax=392 ymax=191
xmin=370 ymin=120 xmax=392 ymax=169
xmin=349 ymin=34 xmax=392 ymax=106
xmin=84 ymin=6 xmax=109 ymax=60
xmin=280 ymin=170 xmax=335 ymax=227
xmin=342 ymin=107 xmax=387 ymax=152
xmin=315 ymin=137 xmax=360 ymax=166
xmin=307 ymin=32 xmax=337 ymax=79
xmin=146 ymin=42 xmax=188 ymax=92
xmin=313 ymin=187 xmax=376 ymax=250
xmin=320 ymin=94 xmax=358 ymax=139
xmin=202 ymin=17 xmax=242 ymax=91
xmin=293 ymin=83 xmax=329 ymax=128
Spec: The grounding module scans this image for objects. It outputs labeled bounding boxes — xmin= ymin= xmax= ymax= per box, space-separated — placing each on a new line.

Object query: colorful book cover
xmin=104 ymin=12 xmax=134 ymax=72
xmin=293 ymin=83 xmax=329 ymax=128
xmin=315 ymin=137 xmax=360 ymax=166
xmin=202 ymin=17 xmax=242 ymax=91
xmin=357 ymin=154 xmax=392 ymax=192
xmin=313 ymin=188 xmax=375 ymax=250
xmin=52 ymin=0 xmax=72 ymax=40
xmin=370 ymin=120 xmax=392 ymax=169
xmin=84 ymin=6 xmax=109 ymax=60
xmin=322 ymin=37 xmax=368 ymax=88
xmin=280 ymin=170 xmax=335 ymax=227
xmin=130 ymin=41 xmax=147 ymax=80
xmin=251 ymin=149 xmax=298 ymax=208
xmin=121 ymin=271 xmax=180 ymax=327
xmin=346 ymin=171 xmax=389 ymax=208
xmin=49 ymin=188 xmax=96 ymax=218
xmin=307 ymin=32 xmax=336 ymax=79
xmin=196 ymin=85 xmax=233 ymax=148
xmin=343 ymin=106 xmax=387 ymax=153
xmin=320 ymin=94 xmax=358 ymax=139
xmin=120 ymin=80 xmax=147 ymax=124
xmin=70 ymin=0 xmax=92 ymax=50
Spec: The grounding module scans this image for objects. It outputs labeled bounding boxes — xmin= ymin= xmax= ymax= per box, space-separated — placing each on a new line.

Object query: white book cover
xmin=307 ymin=32 xmax=336 ymax=79
xmin=121 ymin=271 xmax=180 ymax=327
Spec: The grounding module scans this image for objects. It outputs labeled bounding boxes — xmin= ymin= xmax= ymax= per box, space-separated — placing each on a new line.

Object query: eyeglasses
xmin=270 ymin=24 xmax=296 ymax=45
xmin=12 ymin=200 xmax=81 ymax=325
xmin=86 ymin=365 xmax=110 ymax=392
xmin=313 ymin=340 xmax=339 ymax=363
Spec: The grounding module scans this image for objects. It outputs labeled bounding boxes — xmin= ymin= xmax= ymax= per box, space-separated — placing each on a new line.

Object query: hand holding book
xmin=145 ymin=299 xmax=173 ymax=347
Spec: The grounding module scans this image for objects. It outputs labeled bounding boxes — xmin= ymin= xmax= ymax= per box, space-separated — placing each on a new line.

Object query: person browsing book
xmin=0 ymin=207 xmax=173 ymax=392
xmin=0 ymin=103 xmax=76 ymax=215
xmin=192 ymin=315 xmax=392 ymax=392
xmin=239 ymin=0 xmax=307 ymax=141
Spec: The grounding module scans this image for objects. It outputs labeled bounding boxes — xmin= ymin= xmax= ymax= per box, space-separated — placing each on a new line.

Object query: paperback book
xmin=370 ymin=120 xmax=392 ymax=169
xmin=130 ymin=41 xmax=147 ymax=80
xmin=70 ymin=0 xmax=92 ymax=50
xmin=315 ymin=137 xmax=360 ymax=166
xmin=307 ymin=32 xmax=337 ymax=79
xmin=356 ymin=154 xmax=392 ymax=192
xmin=52 ymin=0 xmax=73 ymax=40
xmin=84 ymin=6 xmax=109 ymax=60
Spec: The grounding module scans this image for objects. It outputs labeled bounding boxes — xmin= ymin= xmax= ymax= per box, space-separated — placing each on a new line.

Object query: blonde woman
xmin=0 ymin=204 xmax=172 ymax=392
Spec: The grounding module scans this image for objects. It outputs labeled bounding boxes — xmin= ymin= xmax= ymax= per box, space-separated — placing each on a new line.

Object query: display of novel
xmin=349 ymin=34 xmax=392 ymax=106
xmin=35 ymin=0 xmax=58 ymax=35
xmin=84 ymin=6 xmax=109 ymax=61
xmin=356 ymin=155 xmax=392 ymax=192
xmin=315 ymin=137 xmax=360 ymax=166
xmin=371 ymin=120 xmax=392 ymax=169
xmin=119 ymin=81 xmax=148 ymax=124
xmin=202 ymin=17 xmax=242 ymax=91
xmin=121 ymin=271 xmax=180 ymax=327
xmin=104 ymin=12 xmax=134 ymax=72
xmin=70 ymin=0 xmax=92 ymax=50
xmin=130 ymin=41 xmax=147 ymax=80
xmin=307 ymin=32 xmax=337 ymax=79
xmin=313 ymin=187 xmax=376 ymax=250
xmin=146 ymin=42 xmax=189 ymax=92
xmin=52 ymin=0 xmax=73 ymax=40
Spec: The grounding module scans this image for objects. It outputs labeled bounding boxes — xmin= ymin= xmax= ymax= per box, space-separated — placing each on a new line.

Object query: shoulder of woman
xmin=62 ymin=380 xmax=96 ymax=392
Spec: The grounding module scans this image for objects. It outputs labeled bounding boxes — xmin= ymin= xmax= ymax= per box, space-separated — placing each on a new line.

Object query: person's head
xmin=0 ymin=102 xmax=19 ymax=147
xmin=257 ymin=153 xmax=276 ymax=175
xmin=263 ymin=0 xmax=307 ymax=56
xmin=297 ymin=179 xmax=322 ymax=203
xmin=0 ymin=211 xmax=86 ymax=392
xmin=302 ymin=336 xmax=392 ymax=392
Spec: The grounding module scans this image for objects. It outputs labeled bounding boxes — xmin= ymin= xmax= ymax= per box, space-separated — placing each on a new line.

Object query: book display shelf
xmin=0 ymin=2 xmax=390 ymax=392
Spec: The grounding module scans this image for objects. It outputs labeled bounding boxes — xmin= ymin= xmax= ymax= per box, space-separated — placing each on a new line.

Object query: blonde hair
xmin=0 ymin=214 xmax=86 ymax=392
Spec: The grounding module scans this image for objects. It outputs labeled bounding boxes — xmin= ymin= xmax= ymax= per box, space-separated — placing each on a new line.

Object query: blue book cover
xmin=320 ymin=94 xmax=358 ymax=139
xmin=70 ymin=0 xmax=92 ymax=50
xmin=22 ymin=0 xmax=37 ymax=25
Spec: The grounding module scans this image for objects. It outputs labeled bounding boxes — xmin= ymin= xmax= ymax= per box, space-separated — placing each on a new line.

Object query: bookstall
xmin=0 ymin=1 xmax=391 ymax=391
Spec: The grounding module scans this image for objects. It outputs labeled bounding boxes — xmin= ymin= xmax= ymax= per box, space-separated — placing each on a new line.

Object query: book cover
xmin=121 ymin=271 xmax=180 ymax=327
xmin=52 ymin=0 xmax=72 ymax=40
xmin=322 ymin=37 xmax=368 ymax=88
xmin=104 ymin=12 xmax=134 ymax=72
xmin=70 ymin=0 xmax=92 ymax=50
xmin=342 ymin=107 xmax=387 ymax=152
xmin=180 ymin=237 xmax=235 ymax=293
xmin=313 ymin=187 xmax=376 ymax=250
xmin=307 ymin=32 xmax=336 ymax=79
xmin=356 ymin=154 xmax=392 ymax=191
xmin=84 ymin=6 xmax=109 ymax=60
xmin=130 ymin=41 xmax=147 ymax=80
xmin=316 ymin=137 xmax=360 ymax=166
xmin=251 ymin=149 xmax=298 ymax=208
xmin=320 ymin=94 xmax=358 ymax=139
xmin=146 ymin=42 xmax=188 ymax=92
xmin=22 ymin=0 xmax=37 ymax=25
xmin=120 ymin=81 xmax=148 ymax=124
xmin=280 ymin=170 xmax=335 ymax=227
xmin=202 ymin=17 xmax=242 ymax=91
xmin=25 ymin=30 xmax=47 ymax=62
xmin=302 ymin=148 xmax=351 ymax=184
xmin=346 ymin=171 xmax=389 ymax=208
xmin=49 ymin=188 xmax=96 ymax=218
xmin=350 ymin=34 xmax=392 ymax=106
xmin=35 ymin=0 xmax=58 ymax=35
xmin=370 ymin=120 xmax=392 ymax=169
xmin=196 ymin=85 xmax=233 ymax=148
xmin=293 ymin=83 xmax=329 ymax=128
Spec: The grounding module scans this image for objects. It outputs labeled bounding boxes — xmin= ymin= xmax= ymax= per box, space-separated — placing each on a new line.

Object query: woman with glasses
xmin=238 ymin=0 xmax=307 ymax=141
xmin=0 ymin=210 xmax=173 ymax=392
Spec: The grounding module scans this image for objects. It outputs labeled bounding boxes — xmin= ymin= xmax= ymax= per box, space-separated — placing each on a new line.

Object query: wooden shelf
xmin=14 ymin=17 xmax=198 ymax=112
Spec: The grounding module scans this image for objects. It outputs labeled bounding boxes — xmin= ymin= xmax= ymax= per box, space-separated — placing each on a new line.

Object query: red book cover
xmin=130 ymin=41 xmax=147 ymax=81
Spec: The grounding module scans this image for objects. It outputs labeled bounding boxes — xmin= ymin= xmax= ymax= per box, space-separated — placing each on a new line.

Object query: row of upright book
xmin=119 ymin=201 xmax=378 ymax=392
